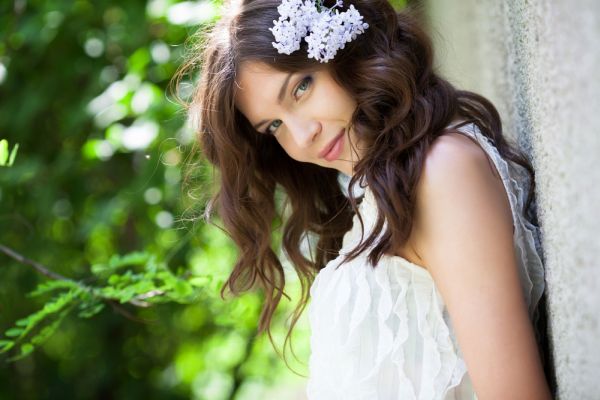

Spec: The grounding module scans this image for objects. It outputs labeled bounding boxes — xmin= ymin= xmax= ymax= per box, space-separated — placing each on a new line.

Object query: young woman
xmin=176 ymin=0 xmax=555 ymax=398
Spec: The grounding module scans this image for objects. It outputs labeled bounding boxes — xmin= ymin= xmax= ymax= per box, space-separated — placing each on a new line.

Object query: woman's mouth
xmin=319 ymin=130 xmax=345 ymax=162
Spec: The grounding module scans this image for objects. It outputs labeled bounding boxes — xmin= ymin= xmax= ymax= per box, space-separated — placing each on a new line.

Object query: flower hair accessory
xmin=269 ymin=0 xmax=369 ymax=63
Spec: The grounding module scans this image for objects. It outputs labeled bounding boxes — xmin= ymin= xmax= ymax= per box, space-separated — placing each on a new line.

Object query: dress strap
xmin=452 ymin=122 xmax=546 ymax=318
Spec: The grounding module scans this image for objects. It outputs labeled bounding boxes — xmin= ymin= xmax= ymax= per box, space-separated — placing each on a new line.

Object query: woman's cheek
xmin=279 ymin=140 xmax=301 ymax=162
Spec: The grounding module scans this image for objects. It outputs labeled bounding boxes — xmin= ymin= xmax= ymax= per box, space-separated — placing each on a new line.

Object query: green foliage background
xmin=0 ymin=0 xmax=407 ymax=399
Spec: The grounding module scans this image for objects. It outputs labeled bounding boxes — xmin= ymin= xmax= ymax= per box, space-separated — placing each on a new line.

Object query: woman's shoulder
xmin=410 ymin=127 xmax=512 ymax=263
xmin=422 ymin=127 xmax=501 ymax=188
xmin=430 ymin=129 xmax=490 ymax=165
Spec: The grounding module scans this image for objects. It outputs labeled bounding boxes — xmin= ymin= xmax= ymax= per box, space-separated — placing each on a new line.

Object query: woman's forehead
xmin=236 ymin=61 xmax=284 ymax=89
xmin=237 ymin=59 xmax=324 ymax=83
xmin=235 ymin=62 xmax=288 ymax=111
xmin=234 ymin=60 xmax=328 ymax=118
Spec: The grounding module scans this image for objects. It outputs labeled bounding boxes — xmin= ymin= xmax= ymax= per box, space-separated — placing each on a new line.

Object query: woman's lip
xmin=319 ymin=129 xmax=345 ymax=159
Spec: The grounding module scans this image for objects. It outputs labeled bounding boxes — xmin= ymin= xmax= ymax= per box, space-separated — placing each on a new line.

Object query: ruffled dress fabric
xmin=306 ymin=122 xmax=546 ymax=400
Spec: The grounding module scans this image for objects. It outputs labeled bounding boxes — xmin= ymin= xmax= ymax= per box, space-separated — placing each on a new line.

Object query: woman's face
xmin=235 ymin=61 xmax=363 ymax=176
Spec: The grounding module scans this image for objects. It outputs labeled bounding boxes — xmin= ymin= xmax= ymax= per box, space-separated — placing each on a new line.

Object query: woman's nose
xmin=287 ymin=116 xmax=321 ymax=148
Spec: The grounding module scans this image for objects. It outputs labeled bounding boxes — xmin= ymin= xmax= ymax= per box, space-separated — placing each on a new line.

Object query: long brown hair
xmin=174 ymin=0 xmax=552 ymax=386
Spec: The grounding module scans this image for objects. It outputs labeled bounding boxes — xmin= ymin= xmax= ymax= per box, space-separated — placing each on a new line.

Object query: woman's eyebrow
xmin=252 ymin=72 xmax=294 ymax=130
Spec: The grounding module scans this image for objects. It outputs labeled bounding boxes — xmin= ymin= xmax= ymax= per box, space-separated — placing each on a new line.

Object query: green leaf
xmin=0 ymin=139 xmax=7 ymax=165
xmin=42 ymin=290 xmax=77 ymax=314
xmin=15 ymin=317 xmax=31 ymax=327
xmin=77 ymin=302 xmax=105 ymax=318
xmin=27 ymin=280 xmax=79 ymax=298
xmin=125 ymin=280 xmax=154 ymax=296
xmin=7 ymin=142 xmax=18 ymax=166
xmin=4 ymin=328 xmax=23 ymax=338
xmin=13 ymin=289 xmax=81 ymax=342
xmin=108 ymin=274 xmax=120 ymax=285
xmin=7 ymin=343 xmax=34 ymax=362
xmin=144 ymin=255 xmax=161 ymax=273
xmin=0 ymin=340 xmax=14 ymax=353
xmin=90 ymin=263 xmax=108 ymax=276
xmin=6 ymin=306 xmax=74 ymax=362
xmin=20 ymin=343 xmax=34 ymax=356
xmin=92 ymin=252 xmax=151 ymax=277
xmin=30 ymin=316 xmax=64 ymax=345
xmin=128 ymin=48 xmax=151 ymax=74
xmin=98 ymin=286 xmax=118 ymax=298
xmin=173 ymin=280 xmax=193 ymax=298
xmin=118 ymin=288 xmax=136 ymax=303
xmin=188 ymin=276 xmax=211 ymax=287
xmin=109 ymin=252 xmax=150 ymax=269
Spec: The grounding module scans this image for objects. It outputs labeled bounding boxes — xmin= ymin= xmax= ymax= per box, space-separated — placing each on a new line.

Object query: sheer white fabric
xmin=306 ymin=122 xmax=546 ymax=400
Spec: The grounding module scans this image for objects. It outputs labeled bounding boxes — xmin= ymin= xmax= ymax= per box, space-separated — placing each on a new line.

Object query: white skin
xmin=234 ymin=60 xmax=364 ymax=176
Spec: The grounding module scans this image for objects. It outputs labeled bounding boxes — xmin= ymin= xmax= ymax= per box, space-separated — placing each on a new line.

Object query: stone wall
xmin=422 ymin=1 xmax=600 ymax=398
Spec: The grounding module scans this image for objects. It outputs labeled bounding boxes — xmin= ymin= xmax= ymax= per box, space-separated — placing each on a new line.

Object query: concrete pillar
xmin=422 ymin=1 xmax=600 ymax=398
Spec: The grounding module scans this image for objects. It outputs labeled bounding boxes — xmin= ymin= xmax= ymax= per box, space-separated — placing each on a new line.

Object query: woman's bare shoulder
xmin=410 ymin=130 xmax=511 ymax=264
xmin=419 ymin=130 xmax=503 ymax=197
xmin=430 ymin=131 xmax=491 ymax=164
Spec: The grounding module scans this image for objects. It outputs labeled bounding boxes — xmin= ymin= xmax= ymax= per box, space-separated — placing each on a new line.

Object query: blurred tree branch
xmin=0 ymin=242 xmax=201 ymax=361
xmin=0 ymin=244 xmax=70 ymax=281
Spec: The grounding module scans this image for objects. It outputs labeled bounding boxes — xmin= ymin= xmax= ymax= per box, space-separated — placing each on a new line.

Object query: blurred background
xmin=0 ymin=0 xmax=408 ymax=399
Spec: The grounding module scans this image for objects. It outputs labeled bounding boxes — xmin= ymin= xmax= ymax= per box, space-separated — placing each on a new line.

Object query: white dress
xmin=306 ymin=122 xmax=546 ymax=400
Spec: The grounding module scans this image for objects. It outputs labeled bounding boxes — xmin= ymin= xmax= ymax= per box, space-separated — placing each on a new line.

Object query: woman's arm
xmin=411 ymin=133 xmax=552 ymax=400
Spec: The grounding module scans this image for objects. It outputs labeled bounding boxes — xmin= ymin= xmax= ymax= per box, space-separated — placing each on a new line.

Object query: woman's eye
xmin=266 ymin=120 xmax=282 ymax=135
xmin=265 ymin=75 xmax=312 ymax=135
xmin=294 ymin=76 xmax=312 ymax=98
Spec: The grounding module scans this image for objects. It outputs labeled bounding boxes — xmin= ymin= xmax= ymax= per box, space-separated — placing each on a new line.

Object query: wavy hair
xmin=174 ymin=0 xmax=553 ymax=388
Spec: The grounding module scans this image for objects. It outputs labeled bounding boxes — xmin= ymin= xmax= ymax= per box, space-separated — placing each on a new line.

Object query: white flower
xmin=270 ymin=0 xmax=369 ymax=62
xmin=270 ymin=0 xmax=319 ymax=55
